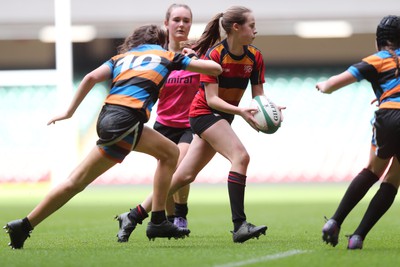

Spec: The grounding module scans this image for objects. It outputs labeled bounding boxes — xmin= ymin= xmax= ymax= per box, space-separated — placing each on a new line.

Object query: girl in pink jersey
xmin=4 ymin=24 xmax=221 ymax=249
xmin=115 ymin=4 xmax=198 ymax=242
xmin=150 ymin=4 xmax=197 ymax=228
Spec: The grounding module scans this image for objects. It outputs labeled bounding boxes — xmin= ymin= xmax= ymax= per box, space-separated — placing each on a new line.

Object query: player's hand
xmin=240 ymin=107 xmax=259 ymax=132
xmin=47 ymin=112 xmax=72 ymax=125
xmin=370 ymin=98 xmax=379 ymax=106
xmin=182 ymin=47 xmax=196 ymax=55
xmin=277 ymin=105 xmax=286 ymax=122
xmin=182 ymin=48 xmax=198 ymax=59
xmin=316 ymin=82 xmax=332 ymax=94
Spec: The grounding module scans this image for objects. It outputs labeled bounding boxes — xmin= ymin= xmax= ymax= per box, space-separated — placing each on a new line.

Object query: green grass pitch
xmin=1 ymin=183 xmax=399 ymax=267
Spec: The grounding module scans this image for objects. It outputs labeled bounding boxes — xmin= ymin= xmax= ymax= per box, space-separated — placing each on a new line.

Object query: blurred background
xmin=0 ymin=0 xmax=395 ymax=185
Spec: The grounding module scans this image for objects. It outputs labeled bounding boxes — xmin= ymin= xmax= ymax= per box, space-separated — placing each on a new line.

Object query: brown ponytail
xmin=192 ymin=6 xmax=252 ymax=57
xmin=192 ymin=13 xmax=223 ymax=56
xmin=388 ymin=49 xmax=400 ymax=78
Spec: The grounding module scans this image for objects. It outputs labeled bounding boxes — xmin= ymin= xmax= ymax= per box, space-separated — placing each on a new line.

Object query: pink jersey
xmin=156 ymin=70 xmax=200 ymax=128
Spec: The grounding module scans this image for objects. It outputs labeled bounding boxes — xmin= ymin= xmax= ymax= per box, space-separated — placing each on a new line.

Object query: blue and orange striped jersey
xmin=348 ymin=48 xmax=400 ymax=109
xmin=104 ymin=44 xmax=192 ymax=121
xmin=189 ymin=39 xmax=265 ymax=120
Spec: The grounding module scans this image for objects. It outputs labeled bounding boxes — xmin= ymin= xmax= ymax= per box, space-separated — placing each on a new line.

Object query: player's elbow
xmin=210 ymin=65 xmax=223 ymax=76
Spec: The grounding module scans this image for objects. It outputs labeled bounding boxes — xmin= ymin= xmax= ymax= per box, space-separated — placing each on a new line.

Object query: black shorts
xmin=96 ymin=104 xmax=145 ymax=162
xmin=373 ymin=108 xmax=400 ymax=160
xmin=153 ymin=121 xmax=193 ymax=144
xmin=189 ymin=113 xmax=233 ymax=136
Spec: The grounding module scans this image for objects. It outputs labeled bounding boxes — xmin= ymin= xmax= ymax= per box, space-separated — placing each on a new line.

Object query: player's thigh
xmin=367 ymin=146 xmax=391 ymax=177
xmin=201 ymin=119 xmax=247 ymax=161
xmin=383 ymin=157 xmax=400 ymax=188
xmin=69 ymin=146 xmax=116 ymax=186
xmin=174 ymin=135 xmax=216 ymax=179
xmin=135 ymin=126 xmax=178 ymax=160
xmin=177 ymin=142 xmax=190 ymax=165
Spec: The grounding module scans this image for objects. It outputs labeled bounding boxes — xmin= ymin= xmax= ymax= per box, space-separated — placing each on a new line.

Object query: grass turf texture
xmin=1 ymin=183 xmax=399 ymax=267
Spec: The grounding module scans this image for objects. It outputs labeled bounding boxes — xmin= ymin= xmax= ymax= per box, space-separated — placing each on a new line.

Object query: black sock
xmin=22 ymin=217 xmax=33 ymax=231
xmin=227 ymin=171 xmax=247 ymax=231
xmin=128 ymin=205 xmax=149 ymax=225
xmin=167 ymin=215 xmax=175 ymax=223
xmin=353 ymin=182 xmax=397 ymax=239
xmin=151 ymin=210 xmax=167 ymax=225
xmin=332 ymin=168 xmax=379 ymax=225
xmin=174 ymin=203 xmax=188 ymax=219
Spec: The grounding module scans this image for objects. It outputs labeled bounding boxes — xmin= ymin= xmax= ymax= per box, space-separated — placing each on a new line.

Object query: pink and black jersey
xmin=156 ymin=70 xmax=200 ymax=128
xmin=104 ymin=44 xmax=192 ymax=121
xmin=189 ymin=39 xmax=265 ymax=121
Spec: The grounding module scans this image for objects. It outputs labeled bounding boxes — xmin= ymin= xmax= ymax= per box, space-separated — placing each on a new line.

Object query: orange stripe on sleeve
xmin=364 ymin=55 xmax=383 ymax=72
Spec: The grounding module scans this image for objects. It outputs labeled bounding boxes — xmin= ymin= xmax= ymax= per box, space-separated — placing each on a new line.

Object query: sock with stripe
xmin=227 ymin=171 xmax=247 ymax=231
xmin=128 ymin=204 xmax=149 ymax=224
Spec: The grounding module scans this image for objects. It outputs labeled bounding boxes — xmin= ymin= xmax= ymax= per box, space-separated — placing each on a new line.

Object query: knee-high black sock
xmin=227 ymin=171 xmax=247 ymax=231
xmin=332 ymin=168 xmax=379 ymax=225
xmin=128 ymin=204 xmax=149 ymax=224
xmin=353 ymin=182 xmax=397 ymax=239
xmin=174 ymin=203 xmax=188 ymax=219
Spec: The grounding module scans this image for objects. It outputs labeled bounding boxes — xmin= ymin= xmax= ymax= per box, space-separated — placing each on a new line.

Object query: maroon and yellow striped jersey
xmin=189 ymin=39 xmax=265 ymax=121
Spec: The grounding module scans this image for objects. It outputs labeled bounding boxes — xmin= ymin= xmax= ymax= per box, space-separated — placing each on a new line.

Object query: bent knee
xmin=159 ymin=144 xmax=179 ymax=164
xmin=235 ymin=150 xmax=250 ymax=166
xmin=175 ymin=173 xmax=196 ymax=186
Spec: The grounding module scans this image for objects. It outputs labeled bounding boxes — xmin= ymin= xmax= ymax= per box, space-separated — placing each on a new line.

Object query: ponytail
xmin=192 ymin=13 xmax=223 ymax=56
xmin=192 ymin=6 xmax=252 ymax=57
xmin=388 ymin=49 xmax=400 ymax=78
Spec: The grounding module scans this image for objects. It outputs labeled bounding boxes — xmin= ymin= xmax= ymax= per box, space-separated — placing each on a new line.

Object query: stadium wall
xmin=0 ymin=68 xmax=376 ymax=184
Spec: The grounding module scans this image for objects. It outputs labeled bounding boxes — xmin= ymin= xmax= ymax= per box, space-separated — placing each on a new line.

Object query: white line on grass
xmin=213 ymin=249 xmax=308 ymax=267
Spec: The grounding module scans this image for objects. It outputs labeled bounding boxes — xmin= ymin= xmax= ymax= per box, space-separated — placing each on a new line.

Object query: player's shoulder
xmin=248 ymin=44 xmax=261 ymax=53
xmin=246 ymin=44 xmax=263 ymax=57
xmin=207 ymin=41 xmax=225 ymax=55
xmin=361 ymin=52 xmax=386 ymax=68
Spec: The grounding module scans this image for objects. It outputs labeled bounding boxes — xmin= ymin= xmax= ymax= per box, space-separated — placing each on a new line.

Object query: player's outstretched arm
xmin=47 ymin=64 xmax=111 ymax=125
xmin=316 ymin=70 xmax=357 ymax=94
xmin=186 ymin=59 xmax=222 ymax=77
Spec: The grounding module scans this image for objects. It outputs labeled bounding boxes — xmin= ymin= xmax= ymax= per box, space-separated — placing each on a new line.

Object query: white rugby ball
xmin=250 ymin=95 xmax=281 ymax=134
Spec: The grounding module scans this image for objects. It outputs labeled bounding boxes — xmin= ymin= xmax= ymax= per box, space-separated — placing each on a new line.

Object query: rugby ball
xmin=250 ymin=95 xmax=281 ymax=134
